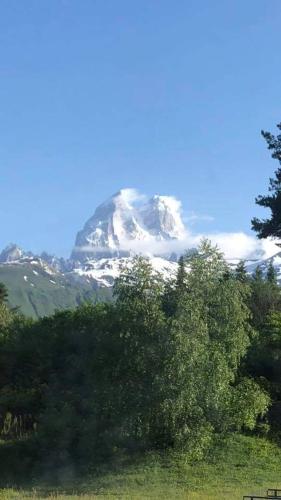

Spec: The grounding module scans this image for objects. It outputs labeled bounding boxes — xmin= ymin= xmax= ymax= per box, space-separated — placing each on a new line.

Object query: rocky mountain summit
xmin=1 ymin=189 xmax=281 ymax=297
xmin=71 ymin=189 xmax=186 ymax=262
xmin=70 ymin=189 xmax=186 ymax=286
xmin=0 ymin=243 xmax=67 ymax=274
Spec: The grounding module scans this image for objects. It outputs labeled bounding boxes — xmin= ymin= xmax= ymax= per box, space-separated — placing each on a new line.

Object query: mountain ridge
xmin=1 ymin=189 xmax=281 ymax=316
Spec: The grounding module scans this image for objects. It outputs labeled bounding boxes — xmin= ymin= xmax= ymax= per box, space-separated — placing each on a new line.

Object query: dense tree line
xmin=1 ymin=240 xmax=278 ymax=469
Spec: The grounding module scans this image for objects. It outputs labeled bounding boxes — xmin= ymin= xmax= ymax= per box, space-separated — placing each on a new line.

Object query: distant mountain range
xmin=1 ymin=188 xmax=280 ymax=317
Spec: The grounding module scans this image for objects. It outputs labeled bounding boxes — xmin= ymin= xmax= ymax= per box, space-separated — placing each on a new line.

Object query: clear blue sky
xmin=0 ymin=0 xmax=280 ymax=257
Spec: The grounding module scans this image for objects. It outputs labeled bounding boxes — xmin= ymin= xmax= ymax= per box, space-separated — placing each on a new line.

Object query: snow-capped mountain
xmin=71 ymin=189 xmax=186 ymax=262
xmin=0 ymin=191 xmax=186 ymax=288
xmin=246 ymin=252 xmax=281 ymax=281
xmin=69 ymin=189 xmax=186 ymax=286
xmin=0 ymin=243 xmax=27 ymax=263
xmin=72 ymin=256 xmax=178 ymax=288
xmin=2 ymin=190 xmax=281 ymax=290
xmin=0 ymin=244 xmax=66 ymax=276
xmin=140 ymin=195 xmax=185 ymax=241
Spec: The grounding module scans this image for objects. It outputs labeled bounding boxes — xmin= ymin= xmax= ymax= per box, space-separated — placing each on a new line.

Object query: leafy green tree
xmin=113 ymin=256 xmax=168 ymax=447
xmin=249 ymin=266 xmax=281 ymax=330
xmin=0 ymin=281 xmax=14 ymax=342
xmin=162 ymin=254 xmax=188 ymax=317
xmin=0 ymin=283 xmax=8 ymax=303
xmin=157 ymin=241 xmax=268 ymax=453
xmin=252 ymin=122 xmax=281 ymax=239
xmin=247 ymin=312 xmax=281 ymax=399
xmin=0 ymin=303 xmax=12 ymax=330
xmin=34 ymin=303 xmax=120 ymax=463
xmin=246 ymin=311 xmax=281 ymax=432
xmin=0 ymin=247 xmax=270 ymax=465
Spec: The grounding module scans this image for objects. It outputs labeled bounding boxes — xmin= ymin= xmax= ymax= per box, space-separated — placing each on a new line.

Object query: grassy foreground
xmin=0 ymin=434 xmax=281 ymax=499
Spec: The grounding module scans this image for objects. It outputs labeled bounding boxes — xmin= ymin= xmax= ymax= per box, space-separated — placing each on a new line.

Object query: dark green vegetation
xmin=252 ymin=122 xmax=281 ymax=239
xmin=1 ymin=241 xmax=281 ymax=497
xmin=0 ymin=263 xmax=110 ymax=318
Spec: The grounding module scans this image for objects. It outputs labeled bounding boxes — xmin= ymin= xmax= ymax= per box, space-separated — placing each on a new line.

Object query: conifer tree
xmin=162 ymin=254 xmax=188 ymax=317
xmin=235 ymin=260 xmax=248 ymax=283
xmin=252 ymin=123 xmax=281 ymax=239
xmin=176 ymin=255 xmax=188 ymax=293
xmin=253 ymin=265 xmax=263 ymax=282
xmin=249 ymin=263 xmax=281 ymax=329
xmin=267 ymin=260 xmax=277 ymax=284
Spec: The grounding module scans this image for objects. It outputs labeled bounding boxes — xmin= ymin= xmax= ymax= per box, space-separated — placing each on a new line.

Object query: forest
xmin=0 ymin=241 xmax=281 ymax=476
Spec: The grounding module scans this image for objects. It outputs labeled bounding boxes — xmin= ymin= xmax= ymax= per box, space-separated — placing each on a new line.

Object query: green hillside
xmin=0 ymin=264 xmax=111 ymax=318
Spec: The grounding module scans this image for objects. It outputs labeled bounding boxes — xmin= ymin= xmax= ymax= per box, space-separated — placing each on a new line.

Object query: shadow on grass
xmin=0 ymin=438 xmax=138 ymax=497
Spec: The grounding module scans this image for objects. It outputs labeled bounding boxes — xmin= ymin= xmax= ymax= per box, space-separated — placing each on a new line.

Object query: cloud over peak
xmin=74 ymin=189 xmax=280 ymax=262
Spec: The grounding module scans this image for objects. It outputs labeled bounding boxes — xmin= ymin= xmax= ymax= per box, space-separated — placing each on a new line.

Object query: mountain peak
xmin=0 ymin=243 xmax=24 ymax=263
xmin=141 ymin=195 xmax=185 ymax=240
xmin=71 ymin=189 xmax=186 ymax=262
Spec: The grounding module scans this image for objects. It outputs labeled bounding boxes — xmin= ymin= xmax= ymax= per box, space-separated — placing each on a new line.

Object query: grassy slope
xmin=1 ymin=434 xmax=281 ymax=499
xmin=0 ymin=264 xmax=111 ymax=318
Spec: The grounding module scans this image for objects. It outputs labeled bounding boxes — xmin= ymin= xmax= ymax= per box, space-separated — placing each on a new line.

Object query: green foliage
xmin=0 ymin=283 xmax=8 ymax=303
xmin=244 ymin=271 xmax=281 ymax=433
xmin=252 ymin=122 xmax=281 ymax=239
xmin=162 ymin=254 xmax=188 ymax=317
xmin=158 ymin=241 xmax=267 ymax=453
xmin=249 ymin=266 xmax=281 ymax=329
xmin=252 ymin=123 xmax=281 ymax=238
xmin=247 ymin=312 xmax=281 ymax=399
xmin=235 ymin=260 xmax=249 ymax=283
xmin=0 ymin=303 xmax=13 ymax=330
xmin=0 ymin=284 xmax=11 ymax=330
xmin=113 ymin=256 xmax=169 ymax=449
xmin=253 ymin=265 xmax=263 ymax=282
xmin=0 ymin=243 xmax=271 ymax=468
xmin=267 ymin=260 xmax=277 ymax=284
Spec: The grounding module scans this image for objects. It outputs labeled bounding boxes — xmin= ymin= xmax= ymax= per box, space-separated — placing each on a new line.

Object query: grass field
xmin=0 ymin=434 xmax=281 ymax=499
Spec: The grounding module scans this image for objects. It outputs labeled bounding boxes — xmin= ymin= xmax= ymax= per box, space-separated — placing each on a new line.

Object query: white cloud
xmin=75 ymin=233 xmax=279 ymax=261
xmin=203 ymin=233 xmax=279 ymax=261
xmin=184 ymin=211 xmax=215 ymax=224
xmin=75 ymin=189 xmax=280 ymax=262
xmin=119 ymin=188 xmax=148 ymax=205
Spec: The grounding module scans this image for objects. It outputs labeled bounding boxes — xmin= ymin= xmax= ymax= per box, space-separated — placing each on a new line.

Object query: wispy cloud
xmin=184 ymin=211 xmax=215 ymax=224
xmin=75 ymin=189 xmax=280 ymax=262
xmin=119 ymin=188 xmax=148 ymax=205
xmin=75 ymin=234 xmax=279 ymax=262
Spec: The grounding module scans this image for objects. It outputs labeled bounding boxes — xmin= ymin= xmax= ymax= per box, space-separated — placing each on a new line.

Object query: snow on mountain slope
xmin=69 ymin=189 xmax=281 ymax=287
xmin=72 ymin=190 xmax=148 ymax=260
xmin=72 ymin=189 xmax=187 ymax=262
xmin=246 ymin=252 xmax=281 ymax=280
xmin=0 ymin=244 xmax=62 ymax=276
xmin=2 ymin=190 xmax=281 ymax=291
xmin=69 ymin=189 xmax=187 ymax=286
xmin=140 ymin=195 xmax=185 ymax=240
xmin=0 ymin=191 xmax=185 ymax=288
xmin=72 ymin=256 xmax=178 ymax=288
xmin=0 ymin=243 xmax=25 ymax=263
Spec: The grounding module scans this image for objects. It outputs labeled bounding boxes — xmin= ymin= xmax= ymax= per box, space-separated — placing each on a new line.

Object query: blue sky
xmin=0 ymin=0 xmax=280 ymax=257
